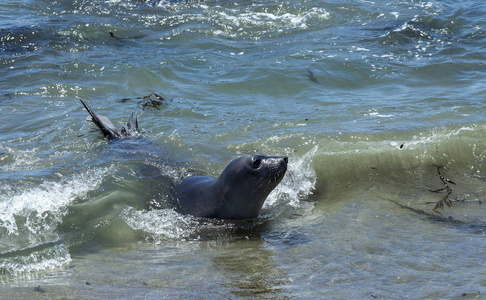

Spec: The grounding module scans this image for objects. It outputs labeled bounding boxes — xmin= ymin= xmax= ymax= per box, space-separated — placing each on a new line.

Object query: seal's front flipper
xmin=121 ymin=112 xmax=139 ymax=137
xmin=79 ymin=99 xmax=121 ymax=139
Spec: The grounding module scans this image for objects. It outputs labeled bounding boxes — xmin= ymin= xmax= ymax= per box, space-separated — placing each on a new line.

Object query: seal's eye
xmin=251 ymin=157 xmax=262 ymax=169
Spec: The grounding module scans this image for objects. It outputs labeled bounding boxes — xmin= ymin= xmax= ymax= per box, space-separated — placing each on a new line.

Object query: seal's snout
xmin=276 ymin=156 xmax=288 ymax=168
xmin=266 ymin=156 xmax=288 ymax=169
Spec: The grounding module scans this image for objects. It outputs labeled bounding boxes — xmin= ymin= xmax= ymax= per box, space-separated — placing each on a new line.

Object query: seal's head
xmin=213 ymin=154 xmax=288 ymax=219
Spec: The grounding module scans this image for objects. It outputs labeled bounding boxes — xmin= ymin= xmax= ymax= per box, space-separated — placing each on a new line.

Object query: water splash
xmin=0 ymin=166 xmax=113 ymax=238
xmin=0 ymin=166 xmax=114 ymax=279
xmin=121 ymin=207 xmax=197 ymax=242
xmin=265 ymin=146 xmax=318 ymax=208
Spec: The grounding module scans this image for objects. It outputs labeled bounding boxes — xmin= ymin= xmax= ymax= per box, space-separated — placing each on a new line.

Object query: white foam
xmin=365 ymin=110 xmax=394 ymax=118
xmin=121 ymin=208 xmax=196 ymax=242
xmin=211 ymin=6 xmax=329 ymax=38
xmin=0 ymin=166 xmax=113 ymax=236
xmin=1 ymin=146 xmax=41 ymax=170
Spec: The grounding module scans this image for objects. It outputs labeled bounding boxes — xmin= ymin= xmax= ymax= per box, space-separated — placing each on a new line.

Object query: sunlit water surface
xmin=1 ymin=0 xmax=486 ymax=298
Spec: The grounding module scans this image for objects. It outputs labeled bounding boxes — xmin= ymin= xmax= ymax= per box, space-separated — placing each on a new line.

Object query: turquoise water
xmin=1 ymin=0 xmax=486 ymax=298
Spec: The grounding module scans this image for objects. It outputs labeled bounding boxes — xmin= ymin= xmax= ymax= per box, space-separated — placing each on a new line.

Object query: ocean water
xmin=1 ymin=0 xmax=486 ymax=298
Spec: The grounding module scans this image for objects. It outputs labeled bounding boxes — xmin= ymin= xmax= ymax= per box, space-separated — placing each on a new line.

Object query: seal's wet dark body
xmin=80 ymin=99 xmax=288 ymax=219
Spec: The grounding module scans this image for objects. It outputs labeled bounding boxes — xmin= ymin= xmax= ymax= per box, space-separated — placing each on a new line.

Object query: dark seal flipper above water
xmin=80 ymin=99 xmax=138 ymax=139
xmin=120 ymin=112 xmax=139 ymax=137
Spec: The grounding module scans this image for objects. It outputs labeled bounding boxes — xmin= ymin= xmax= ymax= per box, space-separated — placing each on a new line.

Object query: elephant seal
xmin=79 ymin=99 xmax=288 ymax=219
xmin=175 ymin=154 xmax=288 ymax=219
